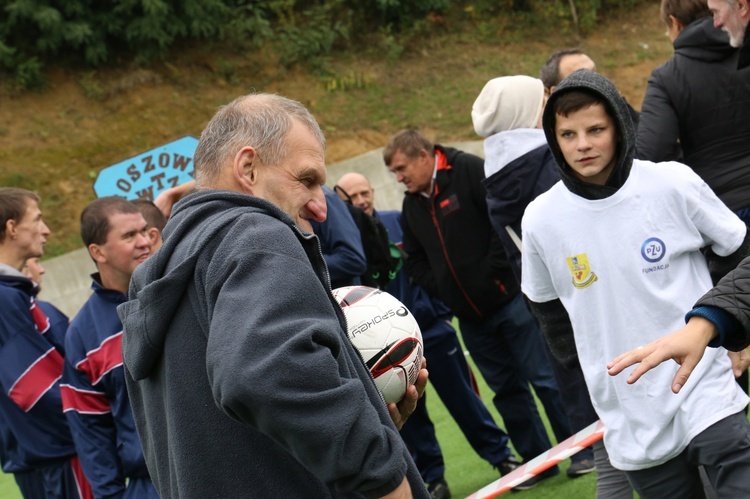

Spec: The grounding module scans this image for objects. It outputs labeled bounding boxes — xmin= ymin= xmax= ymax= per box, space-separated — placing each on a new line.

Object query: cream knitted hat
xmin=471 ymin=75 xmax=545 ymax=137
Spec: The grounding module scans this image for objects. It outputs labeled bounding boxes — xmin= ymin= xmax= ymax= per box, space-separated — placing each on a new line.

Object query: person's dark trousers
xmin=13 ymin=469 xmax=46 ymax=499
xmin=458 ymin=293 xmax=571 ymax=464
xmin=625 ymin=411 xmax=750 ymax=498
xmin=400 ymin=392 xmax=445 ymax=484
xmin=545 ymin=350 xmax=596 ymax=464
xmin=400 ymin=320 xmax=513 ymax=480
xmin=39 ymin=455 xmax=92 ymax=498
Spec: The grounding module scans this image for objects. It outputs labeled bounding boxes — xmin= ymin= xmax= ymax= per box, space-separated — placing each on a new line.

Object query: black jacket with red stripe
xmin=401 ymin=146 xmax=518 ymax=321
xmin=0 ymin=266 xmax=76 ymax=470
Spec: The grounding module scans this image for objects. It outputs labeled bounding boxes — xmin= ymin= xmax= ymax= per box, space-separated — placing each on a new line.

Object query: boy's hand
xmin=606 ymin=316 xmax=717 ymax=394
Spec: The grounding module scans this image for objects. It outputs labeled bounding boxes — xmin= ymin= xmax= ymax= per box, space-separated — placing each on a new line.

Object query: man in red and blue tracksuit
xmin=0 ymin=187 xmax=92 ymax=499
xmin=60 ymin=197 xmax=158 ymax=499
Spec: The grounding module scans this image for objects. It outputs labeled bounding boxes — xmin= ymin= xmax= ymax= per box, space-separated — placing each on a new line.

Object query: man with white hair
xmin=708 ymin=0 xmax=750 ymax=67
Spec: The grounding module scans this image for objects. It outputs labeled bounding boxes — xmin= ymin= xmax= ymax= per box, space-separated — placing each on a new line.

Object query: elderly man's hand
xmin=388 ymin=357 xmax=428 ymax=430
xmin=154 ymin=180 xmax=196 ymax=218
xmin=607 ymin=316 xmax=717 ymax=394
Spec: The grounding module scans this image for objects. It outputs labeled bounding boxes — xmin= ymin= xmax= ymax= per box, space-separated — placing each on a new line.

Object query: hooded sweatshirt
xmin=637 ymin=16 xmax=750 ymax=211
xmin=541 ymin=69 xmax=636 ymax=201
xmin=117 ymin=190 xmax=427 ymax=499
xmin=522 ymin=69 xmax=749 ymax=470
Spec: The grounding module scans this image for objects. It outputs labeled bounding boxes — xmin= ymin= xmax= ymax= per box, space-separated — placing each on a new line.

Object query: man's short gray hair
xmin=193 ymin=93 xmax=326 ymax=186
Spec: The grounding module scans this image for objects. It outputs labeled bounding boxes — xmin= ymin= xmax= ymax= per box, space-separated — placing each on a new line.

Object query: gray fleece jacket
xmin=117 ymin=190 xmax=427 ymax=499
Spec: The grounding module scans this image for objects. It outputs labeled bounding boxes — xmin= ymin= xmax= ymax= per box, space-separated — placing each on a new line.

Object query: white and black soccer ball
xmin=332 ymin=286 xmax=423 ymax=404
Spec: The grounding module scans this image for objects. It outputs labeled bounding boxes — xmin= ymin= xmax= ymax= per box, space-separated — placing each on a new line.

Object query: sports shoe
xmin=495 ymin=455 xmax=522 ymax=477
xmin=566 ymin=458 xmax=595 ymax=478
xmin=512 ymin=465 xmax=560 ymax=492
xmin=427 ymin=477 xmax=451 ymax=499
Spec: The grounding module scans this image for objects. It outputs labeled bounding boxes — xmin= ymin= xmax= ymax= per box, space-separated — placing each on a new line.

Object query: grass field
xmin=415 ymin=353 xmax=598 ymax=498
xmin=0 ymin=347 xmax=597 ymax=499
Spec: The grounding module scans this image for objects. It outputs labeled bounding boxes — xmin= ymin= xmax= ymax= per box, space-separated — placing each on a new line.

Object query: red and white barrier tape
xmin=466 ymin=419 xmax=605 ymax=498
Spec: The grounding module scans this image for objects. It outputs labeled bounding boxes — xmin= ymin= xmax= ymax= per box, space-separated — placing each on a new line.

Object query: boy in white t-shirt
xmin=521 ymin=69 xmax=750 ymax=498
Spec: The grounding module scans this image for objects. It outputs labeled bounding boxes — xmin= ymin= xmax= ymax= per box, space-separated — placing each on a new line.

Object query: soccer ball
xmin=332 ymin=286 xmax=423 ymax=404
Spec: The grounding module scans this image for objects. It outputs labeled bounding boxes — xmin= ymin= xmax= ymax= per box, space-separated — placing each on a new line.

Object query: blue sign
xmin=94 ymin=136 xmax=198 ymax=200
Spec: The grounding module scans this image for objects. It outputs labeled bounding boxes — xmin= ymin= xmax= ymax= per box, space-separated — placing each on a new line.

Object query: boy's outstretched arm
xmin=607 ymin=316 xmax=718 ymax=394
xmin=610 ymin=236 xmax=750 ymax=393
xmin=527 ymin=298 xmax=578 ymax=369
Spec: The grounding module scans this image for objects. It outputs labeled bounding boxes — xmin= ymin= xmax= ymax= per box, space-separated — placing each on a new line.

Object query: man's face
xmin=558 ymin=54 xmax=597 ymax=84
xmin=13 ymin=200 xmax=50 ymax=260
xmin=387 ymin=149 xmax=434 ymax=194
xmin=555 ymin=103 xmax=617 ymax=186
xmin=336 ymin=174 xmax=375 ymax=215
xmin=23 ymin=257 xmax=45 ymax=289
xmin=708 ymin=0 xmax=748 ymax=47
xmin=251 ymin=120 xmax=328 ymax=233
xmin=95 ymin=212 xmax=152 ymax=280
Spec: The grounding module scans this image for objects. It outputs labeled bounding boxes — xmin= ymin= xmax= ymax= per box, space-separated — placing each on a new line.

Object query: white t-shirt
xmin=521 ymin=160 xmax=749 ymax=470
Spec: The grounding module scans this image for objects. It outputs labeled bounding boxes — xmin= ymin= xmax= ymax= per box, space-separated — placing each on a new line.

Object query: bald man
xmin=336 ymin=172 xmax=527 ymax=495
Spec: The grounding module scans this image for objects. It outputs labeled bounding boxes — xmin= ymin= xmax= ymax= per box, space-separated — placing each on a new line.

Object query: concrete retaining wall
xmin=40 ymin=141 xmax=485 ymax=318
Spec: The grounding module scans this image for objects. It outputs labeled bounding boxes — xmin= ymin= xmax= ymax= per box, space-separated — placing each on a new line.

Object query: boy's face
xmin=554 ymin=103 xmax=617 ymax=186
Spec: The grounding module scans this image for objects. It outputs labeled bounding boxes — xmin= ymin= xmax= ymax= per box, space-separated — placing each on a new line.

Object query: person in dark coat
xmin=637 ymin=0 xmax=750 ymax=224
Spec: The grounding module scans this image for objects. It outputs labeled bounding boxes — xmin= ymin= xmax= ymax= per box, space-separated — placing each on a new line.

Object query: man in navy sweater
xmin=60 ymin=197 xmax=159 ymax=498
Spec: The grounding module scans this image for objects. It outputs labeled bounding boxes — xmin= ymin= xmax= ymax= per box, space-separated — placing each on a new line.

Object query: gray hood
xmin=117 ymin=189 xmax=315 ymax=381
xmin=542 ymin=69 xmax=636 ymax=200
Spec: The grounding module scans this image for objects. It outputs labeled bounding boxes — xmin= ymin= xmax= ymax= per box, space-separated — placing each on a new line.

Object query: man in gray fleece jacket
xmin=117 ymin=93 xmax=429 ymax=499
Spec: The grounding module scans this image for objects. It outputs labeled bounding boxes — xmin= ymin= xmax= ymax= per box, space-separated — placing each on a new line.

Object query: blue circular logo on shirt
xmin=641 ymin=237 xmax=666 ymax=263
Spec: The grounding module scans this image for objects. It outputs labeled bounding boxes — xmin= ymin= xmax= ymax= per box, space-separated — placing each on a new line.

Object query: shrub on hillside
xmin=0 ymin=0 xmax=650 ymax=90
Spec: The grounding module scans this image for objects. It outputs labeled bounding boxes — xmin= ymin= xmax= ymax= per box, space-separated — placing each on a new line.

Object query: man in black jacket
xmin=384 ymin=130 xmax=570 ymax=488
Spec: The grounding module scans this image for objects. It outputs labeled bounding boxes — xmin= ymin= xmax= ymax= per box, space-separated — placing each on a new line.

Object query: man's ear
xmin=146 ymin=228 xmax=160 ymax=246
xmin=88 ymin=243 xmax=107 ymax=264
xmin=419 ymin=149 xmax=432 ymax=164
xmin=668 ymin=15 xmax=684 ymax=32
xmin=234 ymin=146 xmax=260 ymax=194
xmin=4 ymin=219 xmax=16 ymax=241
